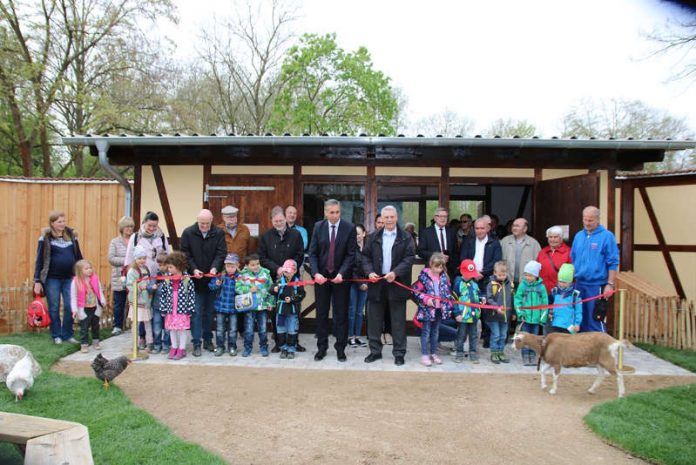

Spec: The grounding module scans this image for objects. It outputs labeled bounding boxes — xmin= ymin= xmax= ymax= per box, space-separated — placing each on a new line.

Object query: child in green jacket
xmin=235 ymin=253 xmax=274 ymax=357
xmin=514 ymin=260 xmax=548 ymax=366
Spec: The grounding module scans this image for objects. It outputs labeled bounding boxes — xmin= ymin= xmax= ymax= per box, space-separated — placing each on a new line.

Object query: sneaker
xmin=348 ymin=338 xmax=358 ymax=347
xmin=491 ymin=352 xmax=501 ymax=364
xmin=214 ymin=347 xmax=225 ymax=357
xmin=147 ymin=344 xmax=154 ymax=353
xmin=454 ymin=353 xmax=465 ymax=363
xmin=242 ymin=349 xmax=251 ymax=357
xmin=93 ymin=340 xmax=101 ymax=350
xmin=431 ymin=354 xmax=443 ymax=365
xmin=53 ymin=337 xmax=62 ymax=345
xmin=499 ymin=352 xmax=510 ymax=364
xmin=193 ymin=345 xmax=202 ymax=357
xmin=420 ymin=355 xmax=432 ymax=367
xmin=470 ymin=353 xmax=480 ymax=364
xmin=168 ymin=348 xmax=177 ymax=359
xmin=260 ymin=348 xmax=269 ymax=357
xmin=280 ymin=350 xmax=288 ymax=359
xmin=80 ymin=344 xmax=88 ymax=353
xmin=355 ymin=338 xmax=367 ymax=347
xmin=229 ymin=348 xmax=237 ymax=357
xmin=67 ymin=337 xmax=79 ymax=344
xmin=111 ymin=327 xmax=122 ymax=336
xmin=450 ymin=347 xmax=457 ymax=356
xmin=179 ymin=349 xmax=187 ymax=359
xmin=203 ymin=341 xmax=215 ymax=352
xmin=151 ymin=346 xmax=162 ymax=355
xmin=287 ymin=352 xmax=295 ymax=359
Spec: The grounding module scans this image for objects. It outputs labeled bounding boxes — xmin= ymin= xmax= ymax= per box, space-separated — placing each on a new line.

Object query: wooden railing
xmin=617 ymin=272 xmax=695 ymax=351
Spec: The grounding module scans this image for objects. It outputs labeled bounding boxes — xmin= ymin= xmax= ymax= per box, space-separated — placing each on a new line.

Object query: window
xmin=377 ymin=183 xmax=438 ymax=232
xmin=302 ymin=183 xmax=365 ymax=237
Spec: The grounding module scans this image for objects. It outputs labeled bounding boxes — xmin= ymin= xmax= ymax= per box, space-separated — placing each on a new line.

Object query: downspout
xmin=96 ymin=140 xmax=132 ymax=217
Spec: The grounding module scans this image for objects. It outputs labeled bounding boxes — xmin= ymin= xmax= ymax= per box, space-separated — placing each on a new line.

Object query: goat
xmin=511 ymin=331 xmax=627 ymax=398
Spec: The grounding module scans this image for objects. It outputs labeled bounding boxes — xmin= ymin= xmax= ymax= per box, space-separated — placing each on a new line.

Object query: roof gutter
xmin=96 ymin=140 xmax=132 ymax=217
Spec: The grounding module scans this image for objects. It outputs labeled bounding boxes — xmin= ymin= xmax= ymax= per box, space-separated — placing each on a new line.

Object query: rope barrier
xmin=131 ymin=272 xmax=615 ymax=312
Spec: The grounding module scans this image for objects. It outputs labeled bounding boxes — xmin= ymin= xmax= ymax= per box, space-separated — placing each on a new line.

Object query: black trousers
xmin=367 ymin=297 xmax=407 ymax=358
xmin=314 ymin=281 xmax=350 ymax=352
xmin=79 ymin=307 xmax=100 ymax=344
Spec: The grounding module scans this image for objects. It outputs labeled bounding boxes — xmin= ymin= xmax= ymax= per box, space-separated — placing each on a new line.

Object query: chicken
xmin=91 ymin=353 xmax=131 ymax=390
xmin=0 ymin=345 xmax=42 ymax=401
xmin=6 ymin=353 xmax=42 ymax=401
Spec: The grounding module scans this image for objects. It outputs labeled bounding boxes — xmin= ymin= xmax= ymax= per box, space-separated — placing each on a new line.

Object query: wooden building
xmin=62 ymin=135 xmax=696 ymax=306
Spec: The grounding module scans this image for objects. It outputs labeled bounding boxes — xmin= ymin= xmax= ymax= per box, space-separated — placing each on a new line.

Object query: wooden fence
xmin=0 ymin=283 xmax=120 ymax=336
xmin=617 ymin=271 xmax=696 ymax=351
xmin=0 ymin=177 xmax=127 ymax=289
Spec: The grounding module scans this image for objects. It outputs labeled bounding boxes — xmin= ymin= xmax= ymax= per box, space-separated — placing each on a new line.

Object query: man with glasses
xmin=418 ymin=208 xmax=458 ymax=278
xmin=457 ymin=213 xmax=474 ymax=248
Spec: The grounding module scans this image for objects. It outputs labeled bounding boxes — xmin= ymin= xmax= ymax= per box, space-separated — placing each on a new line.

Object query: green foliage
xmin=0 ymin=332 xmax=226 ymax=465
xmin=269 ymin=33 xmax=398 ymax=135
xmin=485 ymin=118 xmax=537 ymax=138
xmin=584 ymin=344 xmax=696 ymax=465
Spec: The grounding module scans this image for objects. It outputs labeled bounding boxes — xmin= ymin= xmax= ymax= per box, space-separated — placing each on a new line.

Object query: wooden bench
xmin=0 ymin=412 xmax=94 ymax=465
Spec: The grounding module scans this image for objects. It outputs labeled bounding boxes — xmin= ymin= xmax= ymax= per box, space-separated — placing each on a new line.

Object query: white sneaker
xmin=67 ymin=337 xmax=79 ymax=344
xmin=112 ymin=327 xmax=122 ymax=336
xmin=53 ymin=337 xmax=62 ymax=344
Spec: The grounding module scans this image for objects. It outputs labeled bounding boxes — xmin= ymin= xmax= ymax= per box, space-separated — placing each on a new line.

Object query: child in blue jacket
xmin=209 ymin=253 xmax=241 ymax=356
xmin=549 ymin=263 xmax=582 ymax=334
xmin=452 ymin=259 xmax=482 ymax=364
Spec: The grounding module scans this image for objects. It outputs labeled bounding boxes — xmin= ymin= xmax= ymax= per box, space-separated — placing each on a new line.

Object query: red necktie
xmin=328 ymin=224 xmax=336 ymax=273
xmin=439 ymin=228 xmax=446 ymax=253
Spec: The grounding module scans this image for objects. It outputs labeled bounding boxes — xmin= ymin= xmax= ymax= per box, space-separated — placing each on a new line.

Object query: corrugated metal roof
xmin=62 ymin=133 xmax=696 ymax=151
xmin=616 ymin=167 xmax=696 ymax=179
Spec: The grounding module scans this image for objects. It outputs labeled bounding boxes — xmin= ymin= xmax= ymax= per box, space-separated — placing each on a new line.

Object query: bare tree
xmin=413 ymin=109 xmax=474 ymax=137
xmin=197 ymin=0 xmax=297 ymax=134
xmin=0 ymin=0 xmax=174 ymax=176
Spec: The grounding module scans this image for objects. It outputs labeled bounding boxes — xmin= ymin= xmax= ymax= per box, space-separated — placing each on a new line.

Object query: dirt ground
xmin=54 ymin=361 xmax=695 ymax=465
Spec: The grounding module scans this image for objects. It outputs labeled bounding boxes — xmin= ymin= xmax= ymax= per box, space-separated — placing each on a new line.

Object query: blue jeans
xmin=152 ymin=311 xmax=169 ymax=350
xmin=456 ymin=318 xmax=478 ymax=354
xmin=192 ymin=290 xmax=216 ymax=346
xmin=521 ymin=322 xmax=543 ymax=357
xmin=216 ymin=313 xmax=238 ymax=350
xmin=45 ymin=278 xmax=74 ymax=340
xmin=277 ymin=313 xmax=298 ymax=353
xmin=577 ymin=282 xmax=607 ymax=333
xmin=112 ymin=290 xmax=127 ymax=330
xmin=348 ymin=283 xmax=367 ymax=337
xmin=486 ymin=320 xmax=508 ymax=352
xmin=243 ymin=311 xmax=268 ymax=352
xmin=420 ymin=314 xmax=442 ymax=356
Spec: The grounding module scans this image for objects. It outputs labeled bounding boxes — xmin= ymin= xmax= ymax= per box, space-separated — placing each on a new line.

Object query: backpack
xmin=27 ymin=294 xmax=51 ymax=328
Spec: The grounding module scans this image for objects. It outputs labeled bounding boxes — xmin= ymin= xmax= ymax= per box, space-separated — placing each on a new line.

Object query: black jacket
xmin=361 ymin=227 xmax=415 ymax=302
xmin=418 ymin=225 xmax=458 ymax=276
xmin=180 ymin=224 xmax=227 ymax=292
xmin=258 ymin=227 xmax=304 ymax=280
xmin=459 ymin=234 xmax=502 ymax=284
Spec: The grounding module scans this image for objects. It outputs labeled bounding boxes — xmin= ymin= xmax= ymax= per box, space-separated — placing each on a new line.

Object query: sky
xmin=165 ymin=0 xmax=696 ymax=137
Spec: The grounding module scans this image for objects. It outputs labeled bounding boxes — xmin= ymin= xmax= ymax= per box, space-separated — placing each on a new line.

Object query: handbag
xmin=235 ymin=292 xmax=258 ymax=312
xmin=27 ymin=293 xmax=51 ymax=328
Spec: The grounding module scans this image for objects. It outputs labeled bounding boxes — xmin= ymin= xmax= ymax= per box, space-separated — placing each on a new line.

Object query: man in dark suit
xmin=308 ymin=199 xmax=357 ymax=362
xmin=362 ymin=205 xmax=415 ymax=366
xmin=459 ymin=217 xmax=502 ymax=348
xmin=418 ymin=207 xmax=458 ymax=277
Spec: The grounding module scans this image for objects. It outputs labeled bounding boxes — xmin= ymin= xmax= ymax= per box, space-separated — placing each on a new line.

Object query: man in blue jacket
xmin=571 ymin=206 xmax=619 ymax=333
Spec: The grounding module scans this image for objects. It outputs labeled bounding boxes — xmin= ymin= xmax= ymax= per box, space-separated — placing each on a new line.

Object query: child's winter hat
xmin=224 ymin=253 xmax=240 ymax=264
xmin=558 ymin=263 xmax=575 ymax=283
xmin=459 ymin=259 xmax=478 ymax=280
xmin=523 ymin=260 xmax=542 ymax=278
xmin=281 ymin=259 xmax=297 ymax=274
xmin=133 ymin=245 xmax=147 ymax=259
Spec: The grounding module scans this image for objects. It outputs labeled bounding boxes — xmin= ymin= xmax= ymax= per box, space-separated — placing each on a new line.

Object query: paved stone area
xmin=62 ymin=331 xmax=693 ymax=376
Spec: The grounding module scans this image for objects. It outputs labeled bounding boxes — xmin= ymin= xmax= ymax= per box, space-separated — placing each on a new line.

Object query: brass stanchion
xmin=616 ymin=288 xmax=634 ymax=374
xmin=129 ymin=279 xmax=148 ymax=361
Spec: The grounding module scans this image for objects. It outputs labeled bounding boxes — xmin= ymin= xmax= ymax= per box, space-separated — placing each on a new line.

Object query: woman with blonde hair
xmin=34 ymin=211 xmax=83 ymax=344
xmin=107 ymin=216 xmax=135 ymax=335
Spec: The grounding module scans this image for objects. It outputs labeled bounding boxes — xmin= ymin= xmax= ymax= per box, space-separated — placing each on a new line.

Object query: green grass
xmin=584 ymin=343 xmax=696 ymax=465
xmin=0 ymin=332 xmax=227 ymax=465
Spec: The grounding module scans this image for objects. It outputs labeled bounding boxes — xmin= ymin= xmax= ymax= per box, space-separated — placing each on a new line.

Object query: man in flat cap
xmin=219 ymin=205 xmax=251 ymax=260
